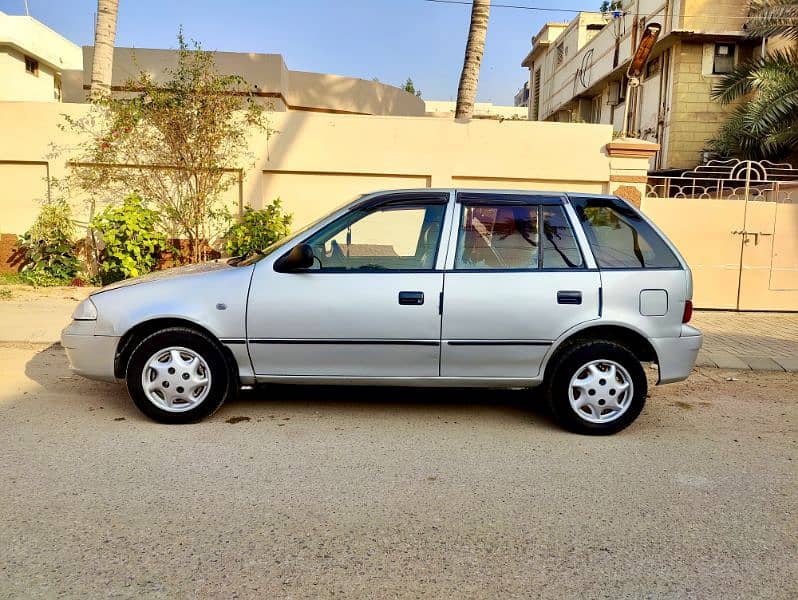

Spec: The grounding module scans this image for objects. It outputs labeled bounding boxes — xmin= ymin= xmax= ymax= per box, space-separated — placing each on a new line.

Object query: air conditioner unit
xmin=607 ymin=80 xmax=626 ymax=106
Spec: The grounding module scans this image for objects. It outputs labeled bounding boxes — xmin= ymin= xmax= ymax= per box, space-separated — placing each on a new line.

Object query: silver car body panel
xmin=61 ymin=319 xmax=119 ymax=383
xmin=88 ymin=261 xmax=253 ymax=340
xmin=61 ymin=188 xmax=702 ymax=388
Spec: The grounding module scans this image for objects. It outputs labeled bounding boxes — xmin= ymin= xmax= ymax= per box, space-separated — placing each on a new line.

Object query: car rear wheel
xmin=126 ymin=327 xmax=234 ymax=423
xmin=546 ymin=340 xmax=647 ymax=435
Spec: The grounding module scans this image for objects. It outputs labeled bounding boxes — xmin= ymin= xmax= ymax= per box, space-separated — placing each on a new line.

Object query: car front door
xmin=440 ymin=192 xmax=601 ymax=379
xmin=246 ymin=192 xmax=452 ymax=378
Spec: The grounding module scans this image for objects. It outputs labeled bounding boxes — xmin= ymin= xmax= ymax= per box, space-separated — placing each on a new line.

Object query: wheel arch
xmin=542 ymin=323 xmax=658 ymax=381
xmin=114 ymin=317 xmax=237 ymax=380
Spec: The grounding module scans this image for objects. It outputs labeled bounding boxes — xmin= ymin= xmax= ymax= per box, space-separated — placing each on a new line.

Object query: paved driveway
xmin=0 ymin=344 xmax=795 ymax=599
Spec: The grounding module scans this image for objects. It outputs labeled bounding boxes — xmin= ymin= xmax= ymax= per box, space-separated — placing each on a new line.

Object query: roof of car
xmin=358 ymin=188 xmax=616 ymax=198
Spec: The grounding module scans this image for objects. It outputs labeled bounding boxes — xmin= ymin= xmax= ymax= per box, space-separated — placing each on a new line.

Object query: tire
xmin=126 ymin=327 xmax=235 ymax=424
xmin=546 ymin=340 xmax=647 ymax=435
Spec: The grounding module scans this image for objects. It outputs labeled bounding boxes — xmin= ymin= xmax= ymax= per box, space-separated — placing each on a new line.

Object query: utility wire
xmin=421 ymin=0 xmax=798 ymax=21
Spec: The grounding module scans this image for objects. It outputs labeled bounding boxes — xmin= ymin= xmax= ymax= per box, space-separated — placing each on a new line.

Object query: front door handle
xmin=398 ymin=291 xmax=424 ymax=305
xmin=557 ymin=290 xmax=582 ymax=305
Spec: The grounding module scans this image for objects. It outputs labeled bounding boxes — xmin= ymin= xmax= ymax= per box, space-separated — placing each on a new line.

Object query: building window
xmin=555 ymin=42 xmax=565 ymax=65
xmin=712 ymin=44 xmax=735 ymax=74
xmin=591 ymin=94 xmax=602 ymax=123
xmin=54 ymin=76 xmax=62 ymax=101
xmin=532 ymin=68 xmax=541 ymax=120
xmin=24 ymin=56 xmax=39 ymax=76
xmin=586 ymin=23 xmax=604 ymax=43
xmin=607 ymin=78 xmax=626 ymax=106
xmin=645 ymin=55 xmax=661 ymax=78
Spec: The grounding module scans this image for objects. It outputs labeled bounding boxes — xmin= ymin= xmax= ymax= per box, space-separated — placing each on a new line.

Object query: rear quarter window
xmin=570 ymin=196 xmax=681 ymax=269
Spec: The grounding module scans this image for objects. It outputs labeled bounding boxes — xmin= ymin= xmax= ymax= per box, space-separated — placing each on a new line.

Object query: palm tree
xmin=455 ymin=0 xmax=490 ymax=120
xmin=710 ymin=0 xmax=798 ymax=160
xmin=89 ymin=0 xmax=119 ymax=100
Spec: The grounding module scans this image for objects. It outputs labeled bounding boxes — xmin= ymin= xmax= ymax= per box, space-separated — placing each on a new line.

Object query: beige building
xmin=521 ymin=1 xmax=763 ymax=170
xmin=513 ymin=81 xmax=529 ymax=108
xmin=0 ymin=11 xmax=82 ymax=102
xmin=67 ymin=47 xmax=425 ymax=116
xmin=0 ymin=11 xmax=424 ymax=116
xmin=425 ymin=100 xmax=527 ymax=120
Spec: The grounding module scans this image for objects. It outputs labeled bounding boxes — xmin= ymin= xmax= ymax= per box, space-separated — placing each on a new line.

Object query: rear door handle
xmin=398 ymin=291 xmax=424 ymax=305
xmin=557 ymin=290 xmax=582 ymax=305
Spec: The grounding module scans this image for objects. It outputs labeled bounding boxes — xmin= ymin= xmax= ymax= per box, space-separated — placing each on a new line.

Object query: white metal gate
xmin=644 ymin=159 xmax=798 ymax=311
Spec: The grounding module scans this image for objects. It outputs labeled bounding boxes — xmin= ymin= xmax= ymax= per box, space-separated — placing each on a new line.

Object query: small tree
xmin=17 ymin=198 xmax=82 ymax=287
xmin=224 ymin=200 xmax=292 ymax=258
xmin=599 ymin=1 xmax=623 ymax=15
xmin=65 ymin=32 xmax=272 ymax=263
xmin=402 ymin=77 xmax=422 ymax=98
xmin=91 ymin=193 xmax=166 ymax=284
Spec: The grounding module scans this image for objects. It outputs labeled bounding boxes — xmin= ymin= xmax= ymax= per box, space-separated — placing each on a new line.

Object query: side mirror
xmin=274 ymin=243 xmax=315 ymax=272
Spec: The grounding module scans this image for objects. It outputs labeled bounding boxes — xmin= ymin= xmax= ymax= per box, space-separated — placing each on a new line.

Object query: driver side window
xmin=304 ymin=203 xmax=446 ymax=271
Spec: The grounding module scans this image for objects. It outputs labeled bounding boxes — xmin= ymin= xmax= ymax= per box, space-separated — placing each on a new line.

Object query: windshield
xmin=232 ymin=194 xmax=366 ymax=267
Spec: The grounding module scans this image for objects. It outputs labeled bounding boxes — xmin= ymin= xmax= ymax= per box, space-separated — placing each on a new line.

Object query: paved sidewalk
xmin=0 ymin=287 xmax=92 ymax=344
xmin=691 ymin=311 xmax=798 ymax=372
xmin=0 ymin=286 xmax=796 ymax=371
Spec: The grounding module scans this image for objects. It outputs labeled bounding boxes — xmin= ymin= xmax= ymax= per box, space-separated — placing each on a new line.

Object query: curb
xmin=696 ymin=351 xmax=798 ymax=373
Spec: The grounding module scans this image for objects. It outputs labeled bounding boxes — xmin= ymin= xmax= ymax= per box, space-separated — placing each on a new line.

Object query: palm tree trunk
xmin=89 ymin=0 xmax=119 ymax=100
xmin=455 ymin=0 xmax=490 ymax=120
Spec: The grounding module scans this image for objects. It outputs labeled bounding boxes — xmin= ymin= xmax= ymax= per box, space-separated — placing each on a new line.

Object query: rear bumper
xmin=61 ymin=320 xmax=119 ymax=383
xmin=650 ymin=325 xmax=703 ymax=384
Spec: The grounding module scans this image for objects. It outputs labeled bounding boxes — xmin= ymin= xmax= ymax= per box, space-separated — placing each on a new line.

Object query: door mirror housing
xmin=274 ymin=243 xmax=315 ymax=272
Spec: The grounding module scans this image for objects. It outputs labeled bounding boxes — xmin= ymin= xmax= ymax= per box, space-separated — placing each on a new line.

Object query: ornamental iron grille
xmin=646 ymin=159 xmax=798 ymax=202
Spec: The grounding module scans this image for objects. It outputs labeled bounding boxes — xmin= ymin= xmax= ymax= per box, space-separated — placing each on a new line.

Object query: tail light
xmin=682 ymin=300 xmax=693 ymax=323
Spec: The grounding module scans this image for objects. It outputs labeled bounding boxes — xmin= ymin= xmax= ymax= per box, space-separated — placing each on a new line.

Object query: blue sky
xmin=1 ymin=0 xmax=588 ymax=104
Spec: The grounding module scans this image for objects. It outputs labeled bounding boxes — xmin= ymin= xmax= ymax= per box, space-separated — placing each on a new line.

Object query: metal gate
xmin=644 ymin=159 xmax=798 ymax=311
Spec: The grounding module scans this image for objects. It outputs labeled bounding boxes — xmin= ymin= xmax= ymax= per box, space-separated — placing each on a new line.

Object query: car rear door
xmin=440 ymin=191 xmax=601 ymax=379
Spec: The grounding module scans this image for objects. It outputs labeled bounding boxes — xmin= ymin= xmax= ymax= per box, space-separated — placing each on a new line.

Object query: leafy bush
xmin=18 ymin=199 xmax=82 ymax=286
xmin=91 ymin=193 xmax=166 ymax=284
xmin=224 ymin=200 xmax=292 ymax=257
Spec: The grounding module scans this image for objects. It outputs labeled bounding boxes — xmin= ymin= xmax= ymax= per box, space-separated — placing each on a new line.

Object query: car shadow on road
xmin=22 ymin=344 xmax=557 ymax=428
xmin=22 ymin=342 xmax=134 ymax=412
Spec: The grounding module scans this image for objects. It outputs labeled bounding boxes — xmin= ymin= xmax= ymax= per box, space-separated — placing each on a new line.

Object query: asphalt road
xmin=1 ymin=343 xmax=796 ymax=599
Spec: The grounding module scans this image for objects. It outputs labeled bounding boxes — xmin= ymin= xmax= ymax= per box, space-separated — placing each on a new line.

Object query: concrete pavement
xmin=693 ymin=310 xmax=798 ymax=372
xmin=0 ymin=344 xmax=796 ymax=598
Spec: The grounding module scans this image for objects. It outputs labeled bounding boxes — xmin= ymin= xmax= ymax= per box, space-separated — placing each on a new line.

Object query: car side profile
xmin=62 ymin=189 xmax=702 ymax=434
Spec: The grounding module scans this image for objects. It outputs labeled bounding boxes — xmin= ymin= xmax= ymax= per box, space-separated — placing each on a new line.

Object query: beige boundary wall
xmin=0 ymin=102 xmax=622 ymax=234
xmin=10 ymin=101 xmax=793 ymax=311
xmin=256 ymin=112 xmax=616 ymax=227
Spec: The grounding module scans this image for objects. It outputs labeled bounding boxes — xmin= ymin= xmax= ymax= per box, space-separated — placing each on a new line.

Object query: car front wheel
xmin=546 ymin=340 xmax=647 ymax=435
xmin=126 ymin=327 xmax=234 ymax=423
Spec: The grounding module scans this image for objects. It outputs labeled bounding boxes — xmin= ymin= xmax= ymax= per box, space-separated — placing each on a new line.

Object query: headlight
xmin=72 ymin=298 xmax=98 ymax=321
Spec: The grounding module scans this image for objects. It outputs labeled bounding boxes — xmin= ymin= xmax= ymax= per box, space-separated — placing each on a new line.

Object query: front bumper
xmin=61 ymin=320 xmax=119 ymax=383
xmin=650 ymin=325 xmax=703 ymax=384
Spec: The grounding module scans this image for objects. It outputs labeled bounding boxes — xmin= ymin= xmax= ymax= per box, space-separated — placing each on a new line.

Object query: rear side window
xmin=570 ymin=197 xmax=681 ymax=269
xmin=454 ymin=203 xmax=583 ymax=270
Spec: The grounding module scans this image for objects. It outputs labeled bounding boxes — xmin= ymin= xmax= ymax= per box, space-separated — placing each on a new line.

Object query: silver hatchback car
xmin=62 ymin=189 xmax=702 ymax=434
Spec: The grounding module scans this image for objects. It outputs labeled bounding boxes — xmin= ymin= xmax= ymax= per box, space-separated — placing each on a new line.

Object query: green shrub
xmin=18 ymin=199 xmax=82 ymax=287
xmin=224 ymin=199 xmax=292 ymax=257
xmin=91 ymin=193 xmax=167 ymax=284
